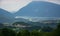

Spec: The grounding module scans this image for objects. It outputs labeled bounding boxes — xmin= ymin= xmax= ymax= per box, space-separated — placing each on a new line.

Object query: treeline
xmin=0 ymin=23 xmax=60 ymax=36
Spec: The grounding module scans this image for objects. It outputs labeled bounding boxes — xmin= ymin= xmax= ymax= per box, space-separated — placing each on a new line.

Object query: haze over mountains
xmin=0 ymin=1 xmax=60 ymax=24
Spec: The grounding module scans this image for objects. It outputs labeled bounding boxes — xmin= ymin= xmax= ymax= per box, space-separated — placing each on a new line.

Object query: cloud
xmin=33 ymin=0 xmax=47 ymax=1
xmin=0 ymin=0 xmax=32 ymax=13
xmin=15 ymin=16 xmax=60 ymax=22
xmin=48 ymin=0 xmax=60 ymax=1
xmin=47 ymin=0 xmax=60 ymax=4
xmin=33 ymin=0 xmax=60 ymax=4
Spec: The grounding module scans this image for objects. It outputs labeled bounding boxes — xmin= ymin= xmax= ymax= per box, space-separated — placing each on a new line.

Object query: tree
xmin=42 ymin=26 xmax=53 ymax=32
xmin=17 ymin=29 xmax=30 ymax=36
xmin=0 ymin=29 xmax=3 ymax=36
xmin=1 ymin=28 xmax=16 ymax=36
xmin=52 ymin=23 xmax=60 ymax=36
xmin=30 ymin=30 xmax=41 ymax=36
xmin=17 ymin=31 xmax=21 ymax=36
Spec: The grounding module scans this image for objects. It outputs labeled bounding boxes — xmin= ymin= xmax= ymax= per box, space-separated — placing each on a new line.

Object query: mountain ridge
xmin=15 ymin=1 xmax=60 ymax=17
xmin=0 ymin=8 xmax=15 ymax=24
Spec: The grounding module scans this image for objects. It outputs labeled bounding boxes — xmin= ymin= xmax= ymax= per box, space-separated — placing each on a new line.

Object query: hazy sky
xmin=0 ymin=0 xmax=32 ymax=13
xmin=0 ymin=0 xmax=60 ymax=13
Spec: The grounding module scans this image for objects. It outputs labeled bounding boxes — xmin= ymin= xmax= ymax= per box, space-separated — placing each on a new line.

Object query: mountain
xmin=0 ymin=9 xmax=14 ymax=24
xmin=15 ymin=1 xmax=60 ymax=17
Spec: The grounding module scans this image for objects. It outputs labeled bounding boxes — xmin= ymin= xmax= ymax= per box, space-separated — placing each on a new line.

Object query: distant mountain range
xmin=1 ymin=1 xmax=60 ymax=31
xmin=0 ymin=1 xmax=60 ymax=24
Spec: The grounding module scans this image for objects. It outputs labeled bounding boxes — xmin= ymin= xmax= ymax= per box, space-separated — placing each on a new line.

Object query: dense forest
xmin=0 ymin=23 xmax=60 ymax=36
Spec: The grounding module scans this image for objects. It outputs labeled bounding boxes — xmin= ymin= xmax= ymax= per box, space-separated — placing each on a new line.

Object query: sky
xmin=0 ymin=0 xmax=32 ymax=13
xmin=0 ymin=0 xmax=60 ymax=13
